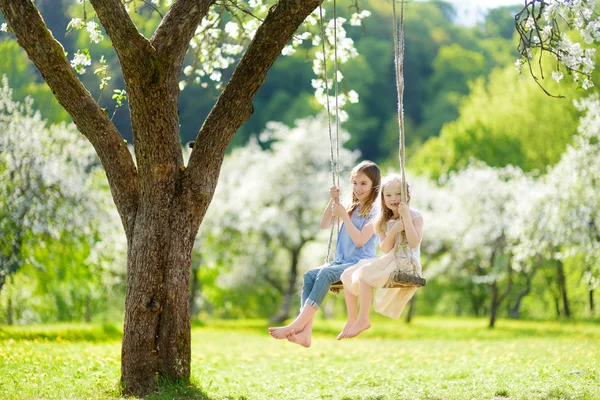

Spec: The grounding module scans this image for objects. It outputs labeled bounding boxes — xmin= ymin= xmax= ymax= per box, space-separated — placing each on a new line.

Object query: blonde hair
xmin=375 ymin=174 xmax=411 ymax=234
xmin=347 ymin=160 xmax=380 ymax=218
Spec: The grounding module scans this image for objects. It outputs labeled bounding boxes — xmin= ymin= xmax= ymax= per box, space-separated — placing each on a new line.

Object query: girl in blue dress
xmin=268 ymin=160 xmax=380 ymax=347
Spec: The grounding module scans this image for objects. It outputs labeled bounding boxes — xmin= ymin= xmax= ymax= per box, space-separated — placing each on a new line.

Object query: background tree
xmin=0 ymin=77 xmax=123 ymax=323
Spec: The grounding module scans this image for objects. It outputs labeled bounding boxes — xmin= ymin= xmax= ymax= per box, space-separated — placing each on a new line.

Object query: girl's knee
xmin=316 ymin=269 xmax=339 ymax=284
xmin=304 ymin=269 xmax=318 ymax=281
xmin=340 ymin=269 xmax=351 ymax=283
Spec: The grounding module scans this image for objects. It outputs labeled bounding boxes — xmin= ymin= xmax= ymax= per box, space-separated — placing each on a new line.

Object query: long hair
xmin=375 ymin=174 xmax=411 ymax=234
xmin=347 ymin=160 xmax=381 ymax=218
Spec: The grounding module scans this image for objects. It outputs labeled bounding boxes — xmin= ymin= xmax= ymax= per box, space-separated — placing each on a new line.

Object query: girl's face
xmin=383 ymin=181 xmax=402 ymax=213
xmin=352 ymin=171 xmax=374 ymax=204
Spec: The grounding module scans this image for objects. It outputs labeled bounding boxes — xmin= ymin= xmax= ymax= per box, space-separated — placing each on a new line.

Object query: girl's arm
xmin=331 ymin=202 xmax=375 ymax=248
xmin=399 ymin=204 xmax=423 ymax=248
xmin=320 ymin=198 xmax=336 ymax=229
xmin=379 ymin=220 xmax=403 ymax=253
xmin=320 ymin=186 xmax=340 ymax=229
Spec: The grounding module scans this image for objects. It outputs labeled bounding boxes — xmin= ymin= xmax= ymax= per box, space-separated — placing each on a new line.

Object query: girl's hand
xmin=331 ymin=202 xmax=347 ymax=219
xmin=391 ymin=219 xmax=404 ymax=233
xmin=398 ymin=202 xmax=410 ymax=219
xmin=329 ymin=186 xmax=340 ymax=203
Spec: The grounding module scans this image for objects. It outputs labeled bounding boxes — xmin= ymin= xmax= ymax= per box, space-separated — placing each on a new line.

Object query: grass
xmin=0 ymin=316 xmax=599 ymax=399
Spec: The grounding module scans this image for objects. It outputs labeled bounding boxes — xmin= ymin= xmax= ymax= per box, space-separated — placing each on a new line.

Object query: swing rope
xmin=320 ymin=4 xmax=341 ymax=264
xmin=329 ymin=0 xmax=426 ymax=291
xmin=390 ymin=0 xmax=425 ymax=285
xmin=393 ymin=0 xmax=407 ymax=204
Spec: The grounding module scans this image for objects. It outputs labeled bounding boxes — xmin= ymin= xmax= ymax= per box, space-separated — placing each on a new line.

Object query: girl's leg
xmin=345 ymin=277 xmax=374 ymax=338
xmin=337 ymin=265 xmax=361 ymax=340
xmin=337 ymin=289 xmax=358 ymax=340
xmin=269 ymin=263 xmax=348 ymax=339
xmin=287 ymin=318 xmax=313 ymax=348
xmin=269 ymin=303 xmax=317 ymax=339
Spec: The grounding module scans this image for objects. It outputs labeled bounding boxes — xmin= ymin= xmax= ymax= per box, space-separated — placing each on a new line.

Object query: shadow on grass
xmin=144 ymin=378 xmax=249 ymax=400
xmin=144 ymin=380 xmax=210 ymax=400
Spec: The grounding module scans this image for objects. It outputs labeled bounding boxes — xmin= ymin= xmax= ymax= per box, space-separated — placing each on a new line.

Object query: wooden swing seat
xmin=330 ymin=271 xmax=426 ymax=292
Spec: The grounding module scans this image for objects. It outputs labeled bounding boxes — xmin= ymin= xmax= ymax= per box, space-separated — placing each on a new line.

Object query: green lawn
xmin=0 ymin=317 xmax=598 ymax=399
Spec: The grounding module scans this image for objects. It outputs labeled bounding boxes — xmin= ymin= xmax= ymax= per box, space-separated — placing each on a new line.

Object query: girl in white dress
xmin=337 ymin=174 xmax=423 ymax=339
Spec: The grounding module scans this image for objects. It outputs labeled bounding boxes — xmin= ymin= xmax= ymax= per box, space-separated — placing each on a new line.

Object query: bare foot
xmin=337 ymin=319 xmax=356 ymax=340
xmin=346 ymin=318 xmax=371 ymax=338
xmin=287 ymin=329 xmax=311 ymax=348
xmin=268 ymin=323 xmax=303 ymax=339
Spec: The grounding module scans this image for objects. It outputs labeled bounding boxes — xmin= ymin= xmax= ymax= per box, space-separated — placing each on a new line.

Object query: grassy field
xmin=0 ymin=317 xmax=598 ymax=399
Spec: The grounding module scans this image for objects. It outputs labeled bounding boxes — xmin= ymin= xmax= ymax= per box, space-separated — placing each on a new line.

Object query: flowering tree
xmin=507 ymin=94 xmax=600 ymax=318
xmin=421 ymin=163 xmax=531 ymax=327
xmin=198 ymin=115 xmax=357 ymax=321
xmin=545 ymin=94 xmax=600 ymax=312
xmin=0 ymin=77 xmax=123 ymax=318
xmin=516 ymin=0 xmax=600 ymax=95
xmin=0 ymin=0 xmax=368 ymax=394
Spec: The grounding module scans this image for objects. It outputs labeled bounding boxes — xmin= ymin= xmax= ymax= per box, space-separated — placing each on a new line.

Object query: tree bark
xmin=510 ymin=263 xmax=540 ymax=319
xmin=556 ymin=260 xmax=571 ymax=317
xmin=271 ymin=246 xmax=302 ymax=324
xmin=85 ymin=296 xmax=92 ymax=323
xmin=189 ymin=259 xmax=201 ymax=317
xmin=7 ymin=297 xmax=13 ymax=326
xmin=590 ymin=289 xmax=595 ymax=313
xmin=489 ymin=282 xmax=499 ymax=328
xmin=404 ymin=296 xmax=415 ymax=324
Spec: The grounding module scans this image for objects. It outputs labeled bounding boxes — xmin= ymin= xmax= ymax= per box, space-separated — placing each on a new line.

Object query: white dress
xmin=340 ymin=209 xmax=423 ymax=319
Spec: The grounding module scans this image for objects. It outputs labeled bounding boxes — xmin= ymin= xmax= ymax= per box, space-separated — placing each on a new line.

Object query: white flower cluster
xmin=181 ymin=7 xmax=249 ymax=90
xmin=85 ymin=20 xmax=104 ymax=44
xmin=70 ymin=49 xmax=91 ymax=75
xmin=0 ymin=23 xmax=8 ymax=32
xmin=310 ymin=14 xmax=361 ymax=122
xmin=518 ymin=0 xmax=599 ymax=90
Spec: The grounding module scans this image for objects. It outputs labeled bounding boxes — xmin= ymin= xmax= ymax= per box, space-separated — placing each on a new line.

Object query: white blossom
xmin=85 ymin=20 xmax=104 ymax=43
xmin=552 ymin=70 xmax=564 ymax=82
xmin=70 ymin=50 xmax=91 ymax=74
xmin=68 ymin=17 xmax=85 ymax=30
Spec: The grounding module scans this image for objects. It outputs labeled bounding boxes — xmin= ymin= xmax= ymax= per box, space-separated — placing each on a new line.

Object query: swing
xmin=325 ymin=0 xmax=426 ymax=291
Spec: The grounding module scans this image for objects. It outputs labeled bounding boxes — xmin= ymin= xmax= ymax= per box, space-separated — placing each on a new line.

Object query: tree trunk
xmin=189 ymin=260 xmax=200 ymax=318
xmin=85 ymin=296 xmax=92 ymax=323
xmin=511 ymin=264 xmax=539 ymax=319
xmin=489 ymin=282 xmax=498 ymax=329
xmin=590 ymin=289 xmax=595 ymax=313
xmin=511 ymin=293 xmax=525 ymax=320
xmin=270 ymin=247 xmax=301 ymax=324
xmin=7 ymin=297 xmax=13 ymax=326
xmin=404 ymin=296 xmax=415 ymax=324
xmin=556 ymin=260 xmax=571 ymax=317
xmin=121 ymin=199 xmax=199 ymax=396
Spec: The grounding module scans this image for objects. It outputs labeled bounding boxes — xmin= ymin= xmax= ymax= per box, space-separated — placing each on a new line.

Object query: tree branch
xmin=89 ymin=0 xmax=155 ymax=79
xmin=186 ymin=0 xmax=323 ymax=198
xmin=0 ymin=0 xmax=139 ymax=234
xmin=151 ymin=0 xmax=216 ymax=80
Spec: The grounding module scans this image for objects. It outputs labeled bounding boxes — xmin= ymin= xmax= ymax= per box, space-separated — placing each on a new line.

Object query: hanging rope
xmin=320 ymin=4 xmax=341 ymax=263
xmin=392 ymin=0 xmax=407 ymax=204
xmin=330 ymin=0 xmax=426 ymax=291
